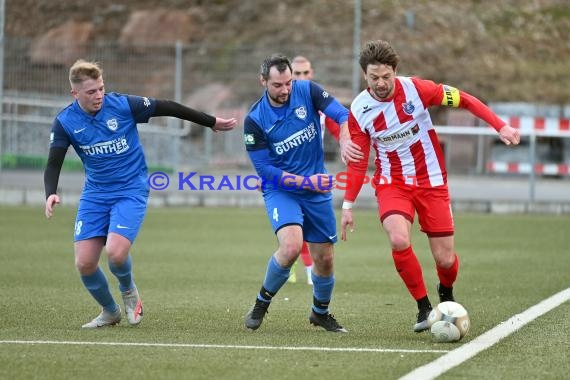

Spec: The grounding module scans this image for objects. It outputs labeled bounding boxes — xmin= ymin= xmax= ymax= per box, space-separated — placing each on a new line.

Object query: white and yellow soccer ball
xmin=427 ymin=301 xmax=470 ymax=342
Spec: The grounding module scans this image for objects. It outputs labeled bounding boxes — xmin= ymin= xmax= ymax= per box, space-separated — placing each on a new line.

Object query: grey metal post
xmin=171 ymin=40 xmax=183 ymax=171
xmin=476 ymin=134 xmax=484 ymax=174
xmin=351 ymin=0 xmax=361 ymax=99
xmin=0 ymin=0 xmax=5 ymax=172
xmin=528 ymin=132 xmax=536 ymax=208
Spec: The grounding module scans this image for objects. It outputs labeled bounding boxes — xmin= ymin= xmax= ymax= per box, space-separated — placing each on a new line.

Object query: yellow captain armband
xmin=441 ymin=85 xmax=460 ymax=107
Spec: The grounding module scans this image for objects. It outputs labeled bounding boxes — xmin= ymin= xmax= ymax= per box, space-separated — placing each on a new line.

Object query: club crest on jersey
xmin=402 ymin=100 xmax=415 ymax=115
xmin=295 ymin=106 xmax=307 ymax=120
xmin=244 ymin=134 xmax=255 ymax=145
xmin=107 ymin=118 xmax=118 ymax=131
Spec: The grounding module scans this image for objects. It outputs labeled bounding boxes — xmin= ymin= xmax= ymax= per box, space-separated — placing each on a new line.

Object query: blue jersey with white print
xmin=244 ymin=80 xmax=347 ymax=186
xmin=50 ymin=92 xmax=156 ymax=196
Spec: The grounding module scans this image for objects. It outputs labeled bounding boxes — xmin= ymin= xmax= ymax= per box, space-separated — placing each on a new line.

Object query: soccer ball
xmin=427 ymin=301 xmax=470 ymax=342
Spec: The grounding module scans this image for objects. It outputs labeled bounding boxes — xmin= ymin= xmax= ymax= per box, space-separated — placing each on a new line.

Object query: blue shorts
xmin=263 ymin=191 xmax=337 ymax=243
xmin=74 ymin=194 xmax=148 ymax=243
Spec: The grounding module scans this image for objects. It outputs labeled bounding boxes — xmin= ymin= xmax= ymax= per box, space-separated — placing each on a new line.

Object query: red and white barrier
xmin=499 ymin=115 xmax=570 ymax=133
xmin=487 ymin=162 xmax=570 ymax=176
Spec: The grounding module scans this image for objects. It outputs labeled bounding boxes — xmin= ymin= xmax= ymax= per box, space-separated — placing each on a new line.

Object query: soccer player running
xmin=340 ymin=40 xmax=520 ymax=332
xmin=44 ymin=59 xmax=236 ymax=328
xmin=285 ymin=55 xmax=342 ymax=286
xmin=243 ymin=54 xmax=359 ymax=332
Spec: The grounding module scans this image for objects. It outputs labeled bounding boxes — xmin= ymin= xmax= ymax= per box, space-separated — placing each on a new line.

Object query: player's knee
xmin=75 ymin=258 xmax=98 ymax=275
xmin=388 ymin=232 xmax=410 ymax=251
xmin=106 ymin=249 xmax=129 ymax=266
xmin=434 ymin=250 xmax=455 ymax=268
xmin=316 ymin=253 xmax=334 ymax=270
xmin=279 ymin=239 xmax=303 ymax=259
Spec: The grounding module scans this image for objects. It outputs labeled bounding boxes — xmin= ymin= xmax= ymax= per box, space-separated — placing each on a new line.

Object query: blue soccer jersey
xmin=244 ymin=80 xmax=348 ymax=188
xmin=244 ymin=80 xmax=347 ymax=240
xmin=50 ymin=92 xmax=156 ymax=196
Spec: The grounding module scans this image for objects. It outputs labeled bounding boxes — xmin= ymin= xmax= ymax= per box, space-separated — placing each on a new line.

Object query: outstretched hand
xmin=212 ymin=117 xmax=238 ymax=132
xmin=498 ymin=124 xmax=521 ymax=146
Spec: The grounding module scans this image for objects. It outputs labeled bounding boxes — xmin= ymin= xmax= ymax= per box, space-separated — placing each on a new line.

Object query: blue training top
xmin=49 ymin=92 xmax=156 ymax=196
xmin=244 ymin=80 xmax=348 ymax=193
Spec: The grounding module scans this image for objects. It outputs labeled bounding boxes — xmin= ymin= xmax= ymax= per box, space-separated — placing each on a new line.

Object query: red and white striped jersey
xmin=344 ymin=76 xmax=506 ymax=202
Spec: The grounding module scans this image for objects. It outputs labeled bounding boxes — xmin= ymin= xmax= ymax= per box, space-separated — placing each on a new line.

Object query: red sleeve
xmin=342 ymin=112 xmax=370 ymax=202
xmin=411 ymin=77 xmax=506 ymax=132
xmin=457 ymin=91 xmax=506 ymax=131
xmin=324 ymin=116 xmax=340 ymax=141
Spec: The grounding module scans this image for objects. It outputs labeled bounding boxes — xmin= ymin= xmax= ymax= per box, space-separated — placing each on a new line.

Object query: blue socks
xmin=108 ymin=254 xmax=134 ymax=293
xmin=312 ymin=273 xmax=335 ymax=314
xmin=257 ymin=256 xmax=290 ymax=302
xmin=80 ymin=267 xmax=118 ymax=312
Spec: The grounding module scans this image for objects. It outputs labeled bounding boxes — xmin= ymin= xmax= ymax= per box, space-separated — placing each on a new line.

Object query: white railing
xmin=435 ymin=125 xmax=570 ymax=205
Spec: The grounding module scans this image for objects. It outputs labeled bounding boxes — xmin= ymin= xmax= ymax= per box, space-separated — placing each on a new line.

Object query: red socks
xmin=392 ymin=246 xmax=427 ymax=300
xmin=436 ymin=254 xmax=459 ymax=288
xmin=299 ymin=241 xmax=313 ymax=267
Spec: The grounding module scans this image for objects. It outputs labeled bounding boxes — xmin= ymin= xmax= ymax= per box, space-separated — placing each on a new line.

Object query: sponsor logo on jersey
xmin=377 ymin=123 xmax=417 ymax=144
xmin=402 ymin=100 xmax=415 ymax=115
xmin=322 ymin=90 xmax=329 ymax=99
xmin=441 ymin=85 xmax=460 ymax=107
xmin=295 ymin=106 xmax=307 ymax=120
xmin=273 ymin=123 xmax=317 ymax=155
xmin=143 ymin=97 xmax=151 ymax=107
xmin=362 ymin=105 xmax=372 ymax=114
xmin=79 ymin=135 xmax=130 ymax=155
xmin=107 ymin=118 xmax=118 ymax=131
xmin=244 ymin=133 xmax=255 ymax=145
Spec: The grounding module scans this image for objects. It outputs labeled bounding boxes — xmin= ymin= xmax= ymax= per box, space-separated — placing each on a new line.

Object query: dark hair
xmin=359 ymin=40 xmax=400 ymax=72
xmin=260 ymin=54 xmax=292 ymax=80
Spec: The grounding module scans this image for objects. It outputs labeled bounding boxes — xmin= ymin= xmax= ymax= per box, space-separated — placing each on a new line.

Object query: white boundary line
xmin=0 ymin=340 xmax=449 ymax=354
xmin=400 ymin=287 xmax=570 ymax=380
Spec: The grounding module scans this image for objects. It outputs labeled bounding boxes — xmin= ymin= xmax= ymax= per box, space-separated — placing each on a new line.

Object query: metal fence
xmin=1 ymin=38 xmax=356 ymax=172
xmin=2 ymin=37 xmax=569 ymax=183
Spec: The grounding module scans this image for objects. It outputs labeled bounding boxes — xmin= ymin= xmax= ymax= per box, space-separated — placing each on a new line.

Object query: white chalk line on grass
xmin=0 ymin=340 xmax=449 ymax=354
xmin=400 ymin=287 xmax=570 ymax=380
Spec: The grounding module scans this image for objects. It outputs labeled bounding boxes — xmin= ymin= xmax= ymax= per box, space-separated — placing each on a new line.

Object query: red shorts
xmin=375 ymin=184 xmax=454 ymax=237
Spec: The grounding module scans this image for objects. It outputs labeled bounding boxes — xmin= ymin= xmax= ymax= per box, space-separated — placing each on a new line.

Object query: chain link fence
xmin=1 ymin=38 xmax=352 ymax=172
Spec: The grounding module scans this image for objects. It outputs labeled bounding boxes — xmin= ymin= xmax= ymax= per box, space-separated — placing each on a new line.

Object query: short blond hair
xmin=69 ymin=59 xmax=103 ymax=87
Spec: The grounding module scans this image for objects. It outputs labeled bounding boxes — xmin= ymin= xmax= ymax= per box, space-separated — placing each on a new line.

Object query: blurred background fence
xmin=1 ymin=37 xmax=570 ymax=182
xmin=1 ymin=38 xmax=358 ymax=172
